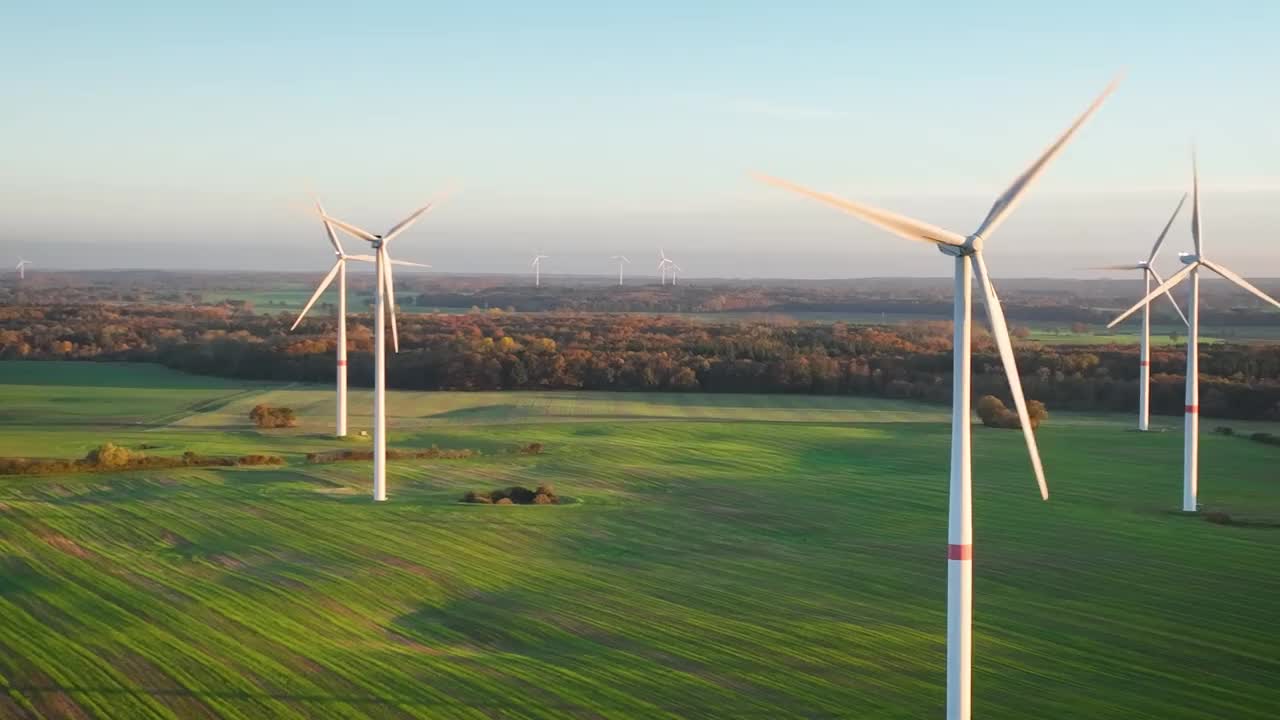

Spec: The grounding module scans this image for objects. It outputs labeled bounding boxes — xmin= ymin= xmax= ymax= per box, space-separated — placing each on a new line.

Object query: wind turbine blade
xmin=754 ymin=173 xmax=966 ymax=247
xmin=290 ymin=259 xmax=343 ymax=331
xmin=972 ymin=253 xmax=1048 ymax=500
xmin=315 ymin=199 xmax=345 ymax=256
xmin=1191 ymin=149 xmax=1202 ymax=256
xmin=971 ymin=76 xmax=1120 ymax=241
xmin=1148 ymin=193 xmax=1188 ymax=263
xmin=1106 ymin=263 xmax=1196 ymax=328
xmin=1201 ymin=260 xmax=1280 ymax=311
xmin=321 ymin=214 xmax=380 ymax=243
xmin=381 ymin=253 xmax=400 ymax=353
xmin=621 ymin=256 xmax=630 ymax=263
xmin=390 ymin=259 xmax=431 ymax=269
xmin=382 ymin=204 xmax=434 ymax=245
xmin=345 ymin=254 xmax=377 ymax=263
xmin=1088 ymin=264 xmax=1144 ymax=271
xmin=1146 ymin=267 xmax=1189 ymax=326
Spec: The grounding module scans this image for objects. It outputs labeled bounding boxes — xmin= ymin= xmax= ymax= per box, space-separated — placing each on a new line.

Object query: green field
xmin=1 ymin=361 xmax=1278 ymax=718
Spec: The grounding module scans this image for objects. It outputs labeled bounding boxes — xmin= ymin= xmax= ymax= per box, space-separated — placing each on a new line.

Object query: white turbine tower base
xmin=760 ymin=75 xmax=1119 ymax=720
xmin=1109 ymin=151 xmax=1280 ymax=512
xmin=320 ymin=202 xmax=436 ymax=502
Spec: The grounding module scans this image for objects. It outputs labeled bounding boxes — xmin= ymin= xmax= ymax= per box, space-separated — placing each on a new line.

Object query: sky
xmin=2 ymin=1 xmax=1278 ymax=279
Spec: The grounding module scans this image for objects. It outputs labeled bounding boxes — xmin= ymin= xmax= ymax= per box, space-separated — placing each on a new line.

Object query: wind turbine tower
xmin=291 ymin=199 xmax=429 ymax=437
xmin=610 ymin=255 xmax=631 ymax=286
xmin=1109 ymin=152 xmax=1280 ymax=512
xmin=658 ymin=250 xmax=677 ymax=286
xmin=318 ymin=202 xmax=436 ymax=502
xmin=759 ymin=77 xmax=1118 ymax=720
xmin=1091 ymin=194 xmax=1189 ymax=430
xmin=531 ymin=255 xmax=549 ymax=287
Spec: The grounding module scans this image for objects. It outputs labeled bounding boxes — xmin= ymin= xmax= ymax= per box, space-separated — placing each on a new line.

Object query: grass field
xmin=1 ymin=361 xmax=1278 ymax=718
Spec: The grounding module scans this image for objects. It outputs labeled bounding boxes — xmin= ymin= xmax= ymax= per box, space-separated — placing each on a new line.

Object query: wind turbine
xmin=757 ymin=77 xmax=1118 ymax=720
xmin=658 ymin=250 xmax=678 ymax=286
xmin=1108 ymin=152 xmax=1280 ymax=512
xmin=290 ymin=199 xmax=429 ymax=438
xmin=1090 ymin=194 xmax=1190 ymax=431
xmin=610 ymin=255 xmax=631 ymax=286
xmin=531 ymin=255 xmax=549 ymax=287
xmin=15 ymin=259 xmax=30 ymax=280
xmin=318 ymin=201 xmax=436 ymax=502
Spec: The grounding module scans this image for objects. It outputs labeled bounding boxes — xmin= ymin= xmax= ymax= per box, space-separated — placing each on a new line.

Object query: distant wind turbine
xmin=758 ymin=76 xmax=1119 ymax=720
xmin=610 ymin=255 xmax=631 ymax=286
xmin=1089 ymin=194 xmax=1189 ymax=431
xmin=15 ymin=259 xmax=30 ymax=280
xmin=290 ymin=199 xmax=429 ymax=438
xmin=1108 ymin=151 xmax=1280 ymax=512
xmin=319 ymin=201 xmax=436 ymax=502
xmin=658 ymin=250 xmax=679 ymax=286
xmin=531 ymin=255 xmax=549 ymax=287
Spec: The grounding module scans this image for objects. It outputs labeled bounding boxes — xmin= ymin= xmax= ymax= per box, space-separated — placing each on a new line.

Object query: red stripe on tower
xmin=1139 ymin=360 xmax=1151 ymax=367
xmin=1185 ymin=404 xmax=1199 ymax=414
xmin=948 ymin=544 xmax=973 ymax=561
xmin=337 ymin=360 xmax=348 ymax=367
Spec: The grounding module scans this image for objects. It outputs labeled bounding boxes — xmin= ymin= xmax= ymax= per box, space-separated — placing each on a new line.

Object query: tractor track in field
xmin=143 ymin=385 xmax=295 ymax=431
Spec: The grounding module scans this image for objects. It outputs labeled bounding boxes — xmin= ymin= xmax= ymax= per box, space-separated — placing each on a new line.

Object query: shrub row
xmin=305 ymin=445 xmax=479 ymax=464
xmin=0 ymin=443 xmax=284 ymax=476
xmin=1212 ymin=426 xmax=1280 ymax=448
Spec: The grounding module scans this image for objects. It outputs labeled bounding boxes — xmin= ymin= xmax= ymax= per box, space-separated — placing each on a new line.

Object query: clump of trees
xmin=977 ymin=395 xmax=1048 ymax=430
xmin=0 ymin=443 xmax=284 ymax=475
xmin=250 ymin=404 xmax=297 ymax=428
xmin=463 ymin=483 xmax=559 ymax=505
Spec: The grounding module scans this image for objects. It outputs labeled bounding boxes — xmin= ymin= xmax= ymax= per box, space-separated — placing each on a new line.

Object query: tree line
xmin=4 ymin=303 xmax=1280 ymax=420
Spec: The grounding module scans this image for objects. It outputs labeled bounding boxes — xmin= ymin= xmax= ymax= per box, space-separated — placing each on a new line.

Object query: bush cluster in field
xmin=0 ymin=443 xmax=283 ymax=475
xmin=463 ymin=483 xmax=559 ymax=505
xmin=250 ymin=404 xmax=297 ymax=428
xmin=977 ymin=394 xmax=1049 ymax=430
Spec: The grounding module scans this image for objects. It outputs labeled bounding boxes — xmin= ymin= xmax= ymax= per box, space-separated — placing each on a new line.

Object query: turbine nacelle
xmin=1179 ymin=252 xmax=1199 ymax=265
xmin=937 ymin=235 xmax=983 ymax=258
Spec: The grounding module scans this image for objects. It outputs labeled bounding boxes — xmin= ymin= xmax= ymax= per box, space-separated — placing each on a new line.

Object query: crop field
xmin=0 ymin=361 xmax=1278 ymax=718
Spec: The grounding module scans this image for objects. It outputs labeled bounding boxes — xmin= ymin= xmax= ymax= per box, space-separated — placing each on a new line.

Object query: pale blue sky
xmin=2 ymin=1 xmax=1278 ymax=277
